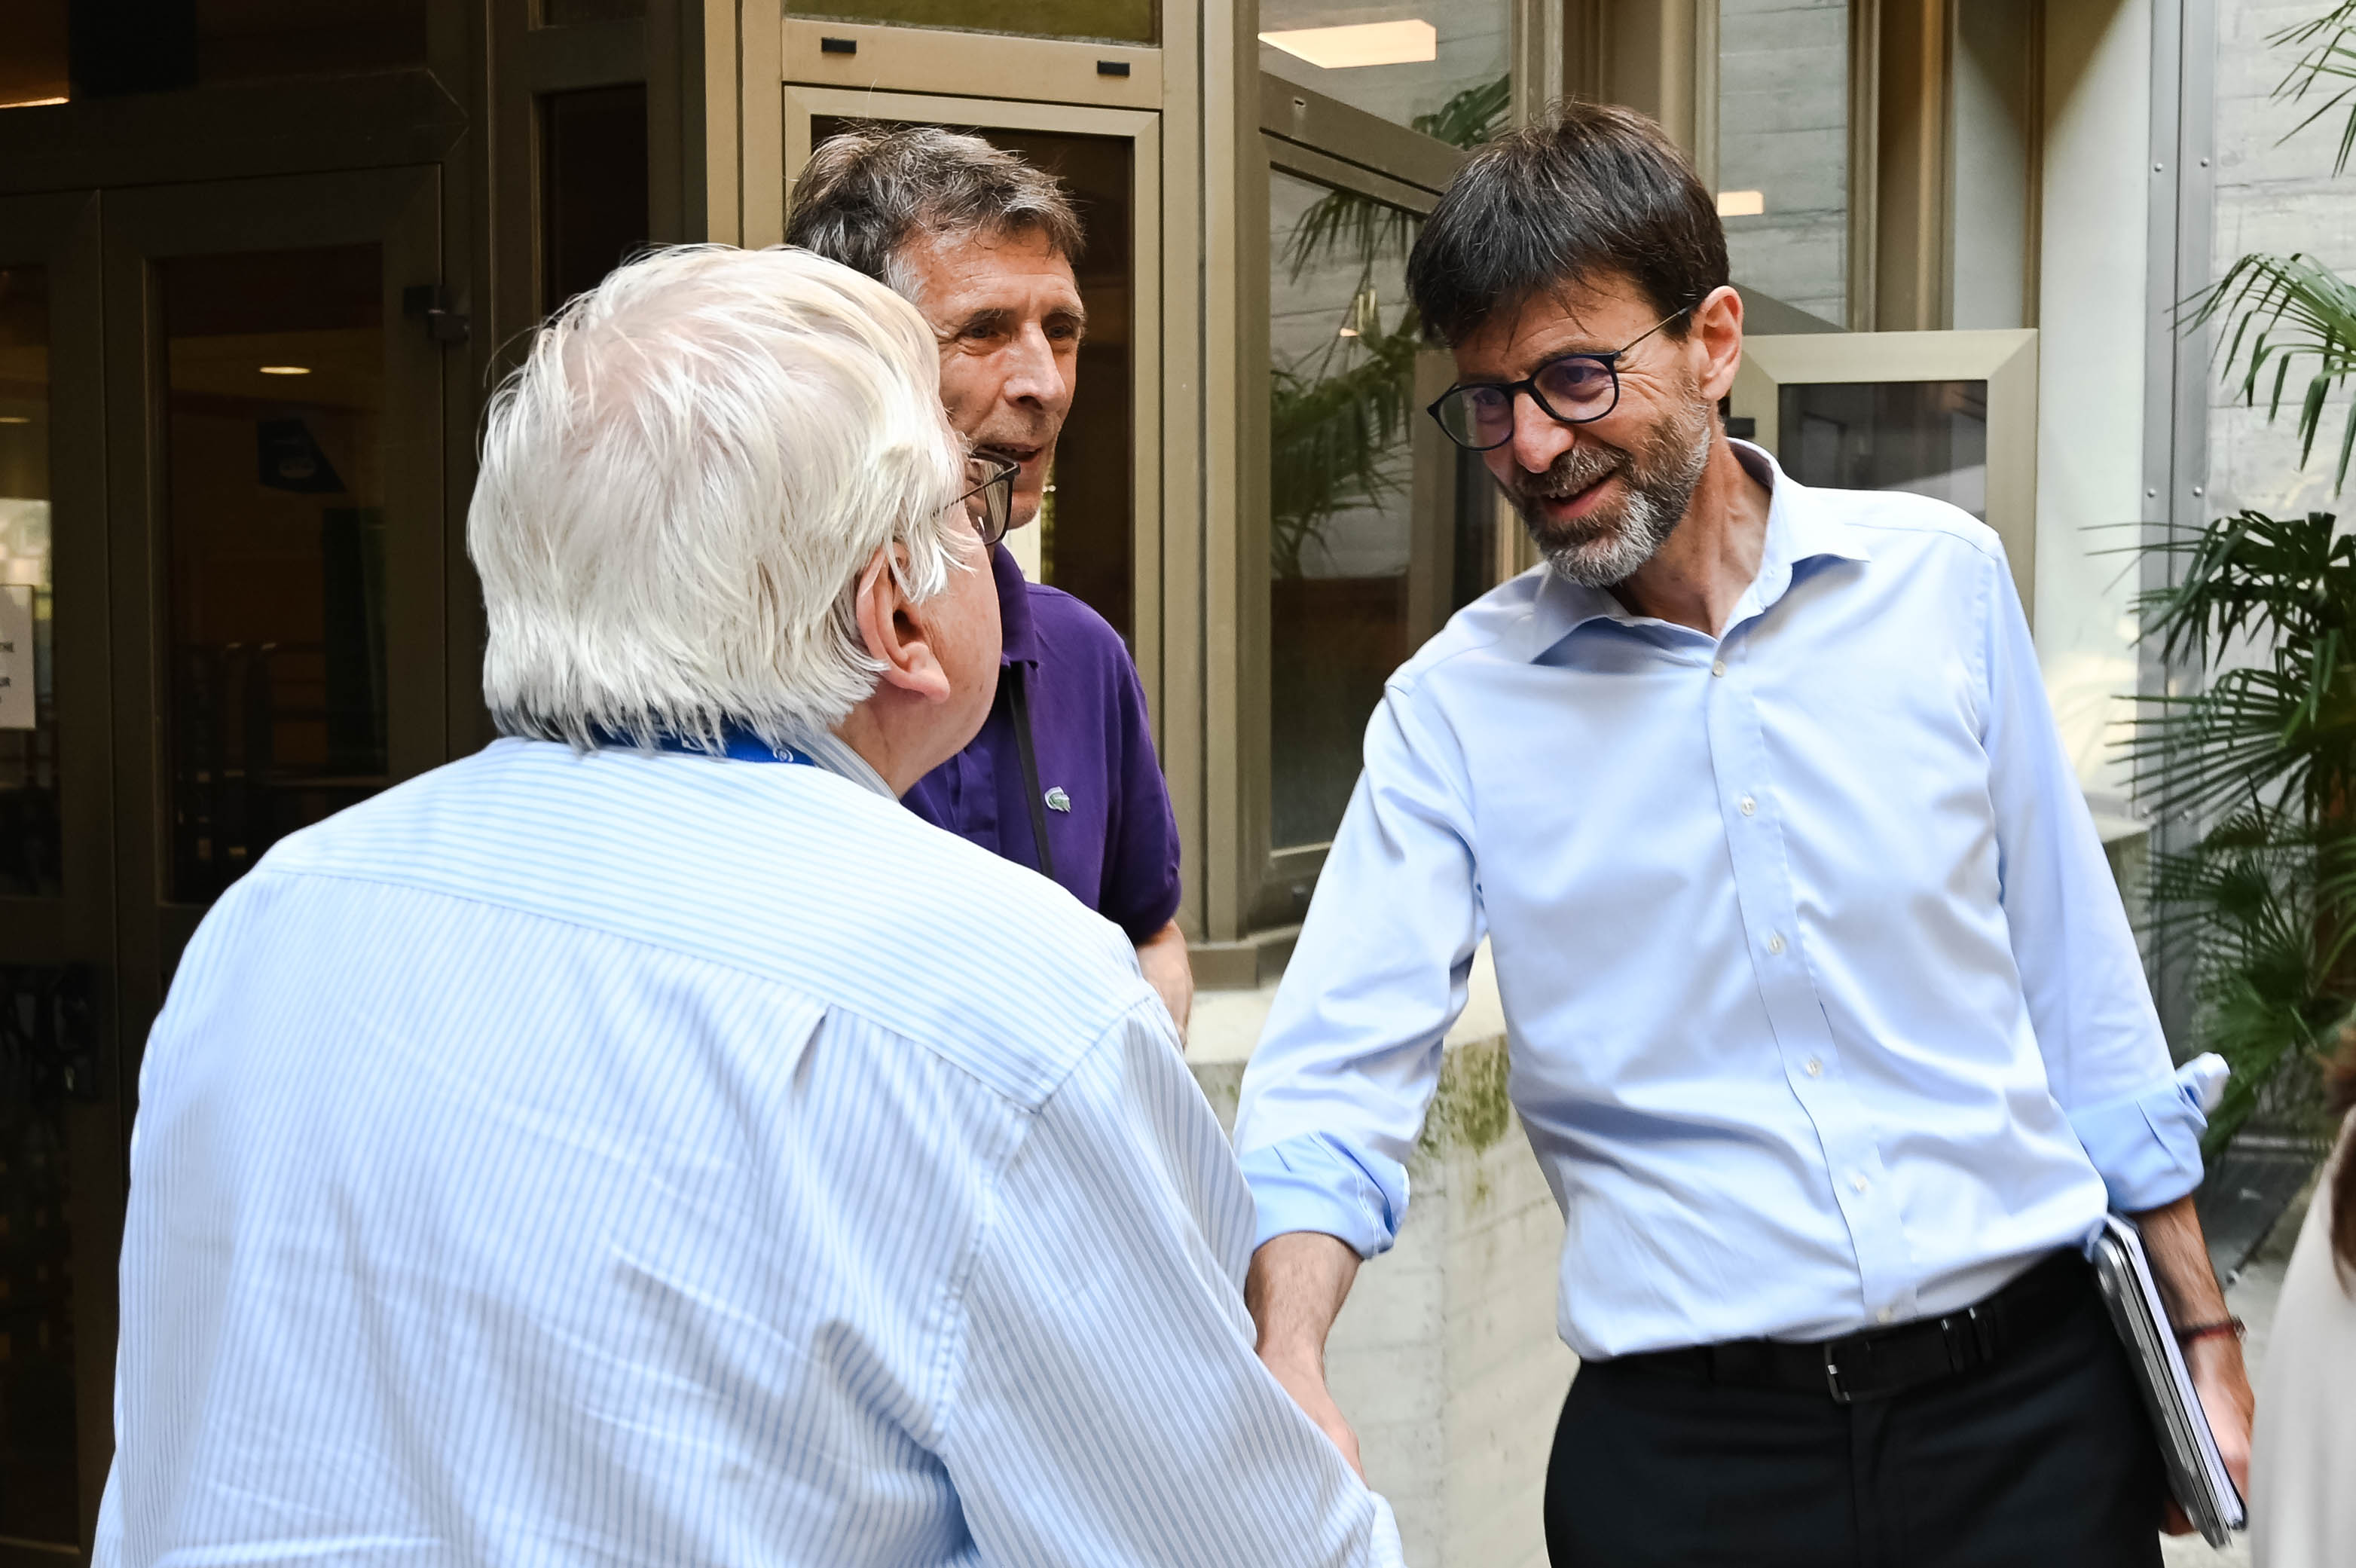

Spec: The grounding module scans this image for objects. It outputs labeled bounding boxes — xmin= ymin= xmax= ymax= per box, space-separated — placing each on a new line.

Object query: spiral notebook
xmin=2088 ymin=1212 xmax=2246 ymax=1548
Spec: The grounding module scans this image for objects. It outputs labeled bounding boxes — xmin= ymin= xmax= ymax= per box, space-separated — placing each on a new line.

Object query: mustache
xmin=1504 ymin=442 xmax=1627 ymax=504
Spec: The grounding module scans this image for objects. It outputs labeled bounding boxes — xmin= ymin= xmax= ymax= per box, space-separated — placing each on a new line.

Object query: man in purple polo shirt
xmin=787 ymin=126 xmax=1192 ymax=1038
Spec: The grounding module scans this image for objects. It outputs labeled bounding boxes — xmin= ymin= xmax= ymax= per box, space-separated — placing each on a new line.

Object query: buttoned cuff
xmin=1238 ymin=1133 xmax=1408 ymax=1259
xmin=2066 ymin=1068 xmax=2211 ymax=1213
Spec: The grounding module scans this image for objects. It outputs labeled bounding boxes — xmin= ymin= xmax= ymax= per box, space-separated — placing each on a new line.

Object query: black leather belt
xmin=1606 ymin=1249 xmax=2090 ymax=1404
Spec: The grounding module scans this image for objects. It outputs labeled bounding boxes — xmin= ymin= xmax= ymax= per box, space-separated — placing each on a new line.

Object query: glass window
xmin=542 ymin=85 xmax=651 ymax=313
xmin=1778 ymin=380 xmax=1988 ymax=517
xmin=1257 ymin=0 xmax=1508 ymax=139
xmin=0 ymin=0 xmax=69 ymax=107
xmin=1716 ymin=0 xmax=1850 ymax=328
xmin=1269 ymin=167 xmax=1420 ymax=850
xmin=810 ymin=116 xmax=1138 ymax=643
xmin=162 ymin=245 xmax=389 ymax=905
xmin=798 ymin=0 xmax=1155 ymax=46
xmin=0 ymin=271 xmax=58 ymax=900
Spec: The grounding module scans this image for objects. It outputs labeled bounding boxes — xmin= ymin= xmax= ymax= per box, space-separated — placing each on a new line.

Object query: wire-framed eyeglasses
xmin=1425 ymin=306 xmax=1691 ymax=452
xmin=955 ymin=454 xmax=1022 ymax=547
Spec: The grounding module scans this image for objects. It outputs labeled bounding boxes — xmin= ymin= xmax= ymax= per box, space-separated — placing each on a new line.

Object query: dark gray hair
xmin=785 ymin=126 xmax=1084 ymax=302
xmin=1406 ymin=102 xmax=1728 ymax=347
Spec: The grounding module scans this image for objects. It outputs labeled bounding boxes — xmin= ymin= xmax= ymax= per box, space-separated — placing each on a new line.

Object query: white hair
xmin=469 ymin=244 xmax=965 ymax=753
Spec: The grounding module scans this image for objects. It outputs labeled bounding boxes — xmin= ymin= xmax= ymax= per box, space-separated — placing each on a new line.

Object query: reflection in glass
xmin=542 ymin=85 xmax=651 ymax=313
xmin=1270 ymin=169 xmax=1419 ymax=850
xmin=810 ymin=117 xmax=1136 ymax=642
xmin=0 ymin=267 xmax=76 ymax=1554
xmin=163 ymin=246 xmax=389 ymax=905
xmin=1779 ymin=380 xmax=1988 ymax=518
xmin=0 ymin=271 xmax=58 ymax=900
xmin=0 ymin=0 xmax=69 ymax=107
xmin=798 ymin=0 xmax=1154 ymax=44
xmin=1259 ymin=0 xmax=1508 ymax=137
xmin=1717 ymin=0 xmax=1849 ymax=327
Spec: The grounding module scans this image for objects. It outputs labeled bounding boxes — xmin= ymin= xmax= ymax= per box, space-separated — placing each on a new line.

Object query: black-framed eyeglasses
xmin=956 ymin=454 xmax=1022 ymax=547
xmin=1426 ymin=306 xmax=1691 ymax=452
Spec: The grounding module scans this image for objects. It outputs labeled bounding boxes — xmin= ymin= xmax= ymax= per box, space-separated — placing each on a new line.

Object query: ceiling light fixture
xmin=1716 ymin=190 xmax=1766 ymax=218
xmin=0 ymin=415 xmax=30 ymax=425
xmin=1259 ymin=20 xmax=1438 ymax=70
xmin=258 ymin=365 xmax=312 ymax=375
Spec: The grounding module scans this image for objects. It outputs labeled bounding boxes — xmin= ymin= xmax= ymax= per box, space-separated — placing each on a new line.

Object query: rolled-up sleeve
xmin=1978 ymin=547 xmax=2206 ymax=1212
xmin=1234 ymin=683 xmax=1486 ymax=1258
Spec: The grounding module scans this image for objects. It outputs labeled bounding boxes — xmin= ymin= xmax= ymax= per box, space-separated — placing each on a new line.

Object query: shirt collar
xmin=991 ymin=542 xmax=1040 ymax=666
xmin=1522 ymin=438 xmax=1872 ymax=659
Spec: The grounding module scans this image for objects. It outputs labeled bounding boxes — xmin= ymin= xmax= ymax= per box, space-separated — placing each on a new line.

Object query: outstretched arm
xmin=940 ymin=1003 xmax=1401 ymax=1567
xmin=1245 ymin=1231 xmax=1365 ymax=1477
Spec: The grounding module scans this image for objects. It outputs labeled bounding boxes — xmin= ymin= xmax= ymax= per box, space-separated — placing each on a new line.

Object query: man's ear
xmin=854 ymin=544 xmax=953 ymax=705
xmin=1693 ymin=283 xmax=1744 ymax=403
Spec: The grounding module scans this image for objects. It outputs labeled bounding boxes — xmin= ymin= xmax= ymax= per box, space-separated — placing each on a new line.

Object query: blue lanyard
xmin=643 ymin=729 xmax=814 ymax=766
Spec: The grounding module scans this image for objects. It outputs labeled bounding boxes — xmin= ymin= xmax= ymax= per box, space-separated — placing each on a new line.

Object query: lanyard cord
xmin=1005 ymin=662 xmax=1057 ymax=883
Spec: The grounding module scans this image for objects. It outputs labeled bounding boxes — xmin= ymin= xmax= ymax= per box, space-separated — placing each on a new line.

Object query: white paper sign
xmin=0 ymin=585 xmax=34 ymax=730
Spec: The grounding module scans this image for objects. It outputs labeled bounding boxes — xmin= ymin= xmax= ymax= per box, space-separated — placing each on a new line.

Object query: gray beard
xmin=1508 ymin=401 xmax=1716 ymax=588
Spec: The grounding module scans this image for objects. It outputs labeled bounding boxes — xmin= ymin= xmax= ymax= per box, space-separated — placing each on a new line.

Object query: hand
xmin=1259 ymin=1349 xmax=1365 ymax=1480
xmin=1134 ymin=920 xmax=1192 ymax=1047
xmin=2160 ymin=1334 xmax=2254 ymax=1535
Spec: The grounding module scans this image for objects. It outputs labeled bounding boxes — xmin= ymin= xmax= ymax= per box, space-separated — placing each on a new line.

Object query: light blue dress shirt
xmin=1234 ymin=443 xmax=2208 ymax=1362
xmin=99 ymin=737 xmax=1401 ymax=1566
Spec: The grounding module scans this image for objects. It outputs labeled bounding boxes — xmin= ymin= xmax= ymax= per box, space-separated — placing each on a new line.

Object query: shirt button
xmin=1851 ymin=1173 xmax=1871 ymax=1194
xmin=1710 ymin=659 xmax=1728 ymax=677
xmin=1876 ymin=1307 xmax=1896 ymax=1325
xmin=1739 ymin=795 xmax=1757 ymax=816
xmin=1765 ymin=932 xmax=1786 ymax=955
xmin=1804 ymin=1057 xmax=1823 ymax=1077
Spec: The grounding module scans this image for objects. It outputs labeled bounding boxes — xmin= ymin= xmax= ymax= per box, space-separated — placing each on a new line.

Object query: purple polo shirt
xmin=901 ymin=544 xmax=1183 ymax=944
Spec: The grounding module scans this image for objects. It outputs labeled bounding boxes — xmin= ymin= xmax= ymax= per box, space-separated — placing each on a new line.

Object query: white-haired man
xmin=96 ymin=246 xmax=1403 ymax=1567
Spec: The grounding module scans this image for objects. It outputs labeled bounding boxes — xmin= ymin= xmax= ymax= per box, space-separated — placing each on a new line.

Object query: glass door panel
xmin=0 ymin=187 xmax=111 ymax=1561
xmin=0 ymin=261 xmax=76 ymax=1555
xmin=160 ymin=245 xmax=390 ymax=903
xmin=1267 ymin=167 xmax=1420 ymax=851
xmin=1257 ymin=0 xmax=1509 ymax=139
xmin=1716 ymin=0 xmax=1851 ymax=328
xmin=0 ymin=271 xmax=58 ymax=900
xmin=104 ymin=167 xmax=445 ymax=1044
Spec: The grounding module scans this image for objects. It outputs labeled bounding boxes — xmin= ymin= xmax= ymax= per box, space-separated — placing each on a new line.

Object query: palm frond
xmin=2272 ymin=1 xmax=2356 ymax=174
xmin=2186 ymin=255 xmax=2356 ymax=491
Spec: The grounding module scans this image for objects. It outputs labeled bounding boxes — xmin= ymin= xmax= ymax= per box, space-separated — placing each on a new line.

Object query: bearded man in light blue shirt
xmin=98 ymin=246 xmax=1401 ymax=1567
xmin=1235 ymin=104 xmax=2251 ymax=1567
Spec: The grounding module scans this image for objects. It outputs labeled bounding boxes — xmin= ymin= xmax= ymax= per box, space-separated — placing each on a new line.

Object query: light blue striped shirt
xmin=98 ymin=738 xmax=1401 ymax=1566
xmin=1236 ymin=444 xmax=2208 ymax=1362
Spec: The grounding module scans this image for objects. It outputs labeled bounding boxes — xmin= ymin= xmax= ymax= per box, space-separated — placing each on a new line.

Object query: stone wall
xmin=2207 ymin=0 xmax=2356 ymax=521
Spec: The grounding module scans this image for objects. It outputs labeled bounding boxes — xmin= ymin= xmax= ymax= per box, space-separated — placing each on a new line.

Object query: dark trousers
xmin=1544 ymin=1272 xmax=2166 ymax=1567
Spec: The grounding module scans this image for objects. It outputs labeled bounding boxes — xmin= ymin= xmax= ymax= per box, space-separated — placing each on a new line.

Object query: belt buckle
xmin=1823 ymin=1340 xmax=1856 ymax=1404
